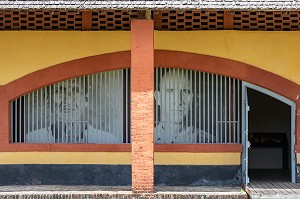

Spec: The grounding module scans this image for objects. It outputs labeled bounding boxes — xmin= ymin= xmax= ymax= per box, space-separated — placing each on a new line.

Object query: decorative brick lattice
xmin=0 ymin=10 xmax=82 ymax=30
xmin=1 ymin=10 xmax=300 ymax=31
xmin=91 ymin=10 xmax=140 ymax=30
xmin=234 ymin=11 xmax=300 ymax=31
xmin=154 ymin=10 xmax=224 ymax=30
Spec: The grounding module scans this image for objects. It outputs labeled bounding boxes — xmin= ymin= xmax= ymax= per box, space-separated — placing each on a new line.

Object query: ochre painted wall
xmin=0 ymin=31 xmax=300 ymax=86
xmin=0 ymin=152 xmax=241 ymax=165
xmin=0 ymin=31 xmax=130 ymax=85
xmin=155 ymin=152 xmax=240 ymax=165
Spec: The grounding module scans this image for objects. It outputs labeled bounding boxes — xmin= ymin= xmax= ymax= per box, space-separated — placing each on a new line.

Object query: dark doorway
xmin=247 ymin=88 xmax=291 ymax=182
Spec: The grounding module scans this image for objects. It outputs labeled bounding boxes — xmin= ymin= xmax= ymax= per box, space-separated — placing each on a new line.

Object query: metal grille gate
xmin=11 ymin=69 xmax=130 ymax=144
xmin=154 ymin=68 xmax=242 ymax=144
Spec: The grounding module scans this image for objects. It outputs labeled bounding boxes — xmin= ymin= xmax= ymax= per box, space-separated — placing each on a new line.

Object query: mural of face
xmin=52 ymin=79 xmax=88 ymax=142
xmin=158 ymin=70 xmax=193 ymax=129
xmin=54 ymin=80 xmax=87 ymax=118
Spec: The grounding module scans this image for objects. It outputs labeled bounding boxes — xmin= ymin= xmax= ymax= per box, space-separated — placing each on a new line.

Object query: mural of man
xmin=154 ymin=69 xmax=199 ymax=144
xmin=26 ymin=76 xmax=121 ymax=144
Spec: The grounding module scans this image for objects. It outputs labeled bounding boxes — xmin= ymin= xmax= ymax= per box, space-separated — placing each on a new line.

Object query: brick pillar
xmin=131 ymin=20 xmax=154 ymax=193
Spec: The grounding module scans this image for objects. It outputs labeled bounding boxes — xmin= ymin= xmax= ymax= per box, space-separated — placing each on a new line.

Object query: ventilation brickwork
xmin=1 ymin=10 xmax=300 ymax=31
xmin=233 ymin=11 xmax=300 ymax=31
xmin=91 ymin=10 xmax=141 ymax=30
xmin=0 ymin=10 xmax=82 ymax=30
xmin=154 ymin=10 xmax=224 ymax=30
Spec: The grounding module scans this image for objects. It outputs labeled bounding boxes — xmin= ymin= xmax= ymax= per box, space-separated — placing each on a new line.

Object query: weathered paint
xmin=0 ymin=164 xmax=241 ymax=186
xmin=0 ymin=164 xmax=131 ymax=185
xmin=155 ymin=165 xmax=242 ymax=186
xmin=0 ymin=31 xmax=300 ymax=85
xmin=155 ymin=152 xmax=241 ymax=165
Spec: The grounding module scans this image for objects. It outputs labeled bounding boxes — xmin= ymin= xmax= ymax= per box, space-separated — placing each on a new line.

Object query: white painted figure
xmin=26 ymin=76 xmax=121 ymax=143
xmin=154 ymin=69 xmax=211 ymax=144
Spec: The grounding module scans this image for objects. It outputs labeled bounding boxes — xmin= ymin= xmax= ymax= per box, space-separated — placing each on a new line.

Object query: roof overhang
xmin=0 ymin=0 xmax=300 ymax=10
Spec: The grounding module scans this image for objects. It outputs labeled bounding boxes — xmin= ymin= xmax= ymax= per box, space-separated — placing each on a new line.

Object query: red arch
xmin=0 ymin=50 xmax=299 ymax=152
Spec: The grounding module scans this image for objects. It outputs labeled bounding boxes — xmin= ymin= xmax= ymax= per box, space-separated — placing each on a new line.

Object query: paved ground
xmin=0 ymin=185 xmax=248 ymax=199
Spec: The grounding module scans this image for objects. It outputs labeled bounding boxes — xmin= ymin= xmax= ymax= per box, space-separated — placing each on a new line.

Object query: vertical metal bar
xmin=194 ymin=70 xmax=197 ymax=143
xmin=207 ymin=73 xmax=210 ymax=143
xmin=109 ymin=71 xmax=111 ymax=143
xmin=117 ymin=70 xmax=121 ymax=142
xmin=10 ymin=101 xmax=13 ymax=142
xmin=75 ymin=78 xmax=78 ymax=143
xmin=44 ymin=87 xmax=47 ymax=142
xmin=70 ymin=79 xmax=73 ymax=143
xmin=104 ymin=72 xmax=107 ymax=139
xmin=49 ymin=85 xmax=52 ymax=142
xmin=125 ymin=69 xmax=128 ymax=143
xmin=182 ymin=69 xmax=186 ymax=143
xmin=112 ymin=71 xmax=115 ymax=142
xmin=83 ymin=76 xmax=86 ymax=143
xmin=168 ymin=68 xmax=171 ymax=143
xmin=198 ymin=71 xmax=201 ymax=143
xmin=27 ymin=94 xmax=29 ymax=142
xmin=173 ymin=69 xmax=176 ymax=142
xmin=24 ymin=95 xmax=26 ymax=143
xmin=155 ymin=67 xmax=158 ymax=142
xmin=31 ymin=92 xmax=34 ymax=135
xmin=61 ymin=81 xmax=64 ymax=143
xmin=203 ymin=72 xmax=206 ymax=143
xmin=233 ymin=79 xmax=236 ymax=143
xmin=99 ymin=73 xmax=102 ymax=143
xmin=96 ymin=73 xmax=99 ymax=143
xmin=53 ymin=84 xmax=56 ymax=142
xmin=216 ymin=75 xmax=219 ymax=143
xmin=66 ymin=79 xmax=69 ymax=143
xmin=229 ymin=77 xmax=231 ymax=143
xmin=225 ymin=76 xmax=227 ymax=143
xmin=36 ymin=90 xmax=38 ymax=138
xmin=211 ymin=74 xmax=215 ymax=143
xmin=87 ymin=76 xmax=90 ymax=143
xmin=15 ymin=99 xmax=17 ymax=142
xmin=56 ymin=82 xmax=61 ymax=143
xmin=237 ymin=80 xmax=240 ymax=143
xmin=79 ymin=78 xmax=81 ymax=143
xmin=219 ymin=76 xmax=224 ymax=143
xmin=189 ymin=70 xmax=192 ymax=143
xmin=19 ymin=98 xmax=21 ymax=142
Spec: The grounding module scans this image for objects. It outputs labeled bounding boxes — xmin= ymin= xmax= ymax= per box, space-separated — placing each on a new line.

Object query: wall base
xmin=155 ymin=165 xmax=242 ymax=186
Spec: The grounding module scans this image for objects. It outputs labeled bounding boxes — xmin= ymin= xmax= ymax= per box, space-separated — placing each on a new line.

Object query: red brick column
xmin=131 ymin=20 xmax=154 ymax=193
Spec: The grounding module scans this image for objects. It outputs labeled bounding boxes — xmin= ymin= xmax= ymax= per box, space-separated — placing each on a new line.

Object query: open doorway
xmin=242 ymin=82 xmax=296 ymax=185
xmin=248 ymin=88 xmax=291 ymax=182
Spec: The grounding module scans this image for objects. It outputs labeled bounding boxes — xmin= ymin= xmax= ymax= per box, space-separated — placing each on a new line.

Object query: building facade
xmin=1 ymin=1 xmax=300 ymax=193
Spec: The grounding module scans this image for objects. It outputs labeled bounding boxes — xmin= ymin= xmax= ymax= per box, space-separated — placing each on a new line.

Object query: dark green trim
xmin=0 ymin=164 xmax=131 ymax=185
xmin=155 ymin=165 xmax=242 ymax=186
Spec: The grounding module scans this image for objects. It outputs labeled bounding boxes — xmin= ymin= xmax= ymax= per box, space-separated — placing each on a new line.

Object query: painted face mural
xmin=52 ymin=78 xmax=88 ymax=142
xmin=154 ymin=69 xmax=198 ymax=144
xmin=159 ymin=70 xmax=193 ymax=128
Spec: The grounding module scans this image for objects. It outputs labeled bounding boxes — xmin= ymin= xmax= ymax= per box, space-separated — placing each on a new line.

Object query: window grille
xmin=154 ymin=68 xmax=241 ymax=144
xmin=11 ymin=69 xmax=130 ymax=144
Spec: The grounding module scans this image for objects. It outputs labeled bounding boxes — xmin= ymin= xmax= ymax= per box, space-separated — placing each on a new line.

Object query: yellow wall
xmin=0 ymin=152 xmax=132 ymax=164
xmin=0 ymin=31 xmax=130 ymax=85
xmin=0 ymin=152 xmax=240 ymax=165
xmin=155 ymin=152 xmax=241 ymax=165
xmin=0 ymin=31 xmax=300 ymax=85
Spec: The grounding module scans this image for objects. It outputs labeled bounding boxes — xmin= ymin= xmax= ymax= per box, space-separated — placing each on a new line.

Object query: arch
xmin=0 ymin=50 xmax=299 ymax=151
xmin=154 ymin=50 xmax=300 ymax=147
xmin=3 ymin=51 xmax=131 ymax=101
